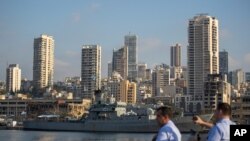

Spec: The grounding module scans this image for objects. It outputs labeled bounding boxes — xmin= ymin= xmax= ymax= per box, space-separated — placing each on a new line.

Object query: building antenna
xmin=197 ymin=13 xmax=209 ymax=16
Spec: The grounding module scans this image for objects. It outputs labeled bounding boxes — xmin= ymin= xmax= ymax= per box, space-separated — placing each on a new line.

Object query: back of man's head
xmin=217 ymin=103 xmax=231 ymax=116
xmin=156 ymin=106 xmax=173 ymax=118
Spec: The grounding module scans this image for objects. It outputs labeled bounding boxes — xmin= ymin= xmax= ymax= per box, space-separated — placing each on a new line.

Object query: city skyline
xmin=0 ymin=0 xmax=250 ymax=81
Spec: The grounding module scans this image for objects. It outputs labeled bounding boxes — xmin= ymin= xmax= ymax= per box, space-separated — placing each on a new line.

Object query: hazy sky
xmin=0 ymin=0 xmax=250 ymax=81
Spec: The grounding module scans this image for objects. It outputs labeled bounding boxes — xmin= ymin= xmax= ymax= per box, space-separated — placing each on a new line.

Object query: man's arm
xmin=193 ymin=116 xmax=214 ymax=128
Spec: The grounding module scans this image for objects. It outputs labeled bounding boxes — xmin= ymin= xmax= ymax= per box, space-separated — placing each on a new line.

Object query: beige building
xmin=6 ymin=64 xmax=21 ymax=93
xmin=81 ymin=45 xmax=101 ymax=99
xmin=108 ymin=72 xmax=136 ymax=104
xmin=107 ymin=72 xmax=123 ymax=100
xmin=33 ymin=34 xmax=54 ymax=91
xmin=152 ymin=65 xmax=170 ymax=96
xmin=120 ymin=80 xmax=136 ymax=104
xmin=0 ymin=99 xmax=87 ymax=120
xmin=188 ymin=14 xmax=219 ymax=107
xmin=112 ymin=46 xmax=128 ymax=80
xmin=204 ymin=74 xmax=231 ymax=112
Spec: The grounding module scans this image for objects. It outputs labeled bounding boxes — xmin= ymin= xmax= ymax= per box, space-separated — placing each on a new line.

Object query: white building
xmin=6 ymin=64 xmax=21 ymax=93
xmin=33 ymin=34 xmax=54 ymax=91
xmin=81 ymin=45 xmax=101 ymax=99
xmin=188 ymin=14 xmax=219 ymax=111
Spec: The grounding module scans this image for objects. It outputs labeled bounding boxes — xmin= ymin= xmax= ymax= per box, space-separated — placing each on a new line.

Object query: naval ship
xmin=23 ymin=103 xmax=212 ymax=133
xmin=23 ymin=91 xmax=212 ymax=133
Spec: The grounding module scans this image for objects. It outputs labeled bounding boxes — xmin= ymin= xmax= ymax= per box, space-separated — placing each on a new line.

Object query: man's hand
xmin=193 ymin=116 xmax=204 ymax=125
xmin=193 ymin=115 xmax=214 ymax=128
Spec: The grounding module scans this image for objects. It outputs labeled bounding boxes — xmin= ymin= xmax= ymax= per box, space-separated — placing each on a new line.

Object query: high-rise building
xmin=170 ymin=44 xmax=181 ymax=67
xmin=6 ymin=64 xmax=21 ymax=93
xmin=188 ymin=14 xmax=219 ymax=104
xmin=138 ymin=63 xmax=147 ymax=81
xmin=152 ymin=65 xmax=170 ymax=96
xmin=108 ymin=62 xmax=112 ymax=78
xmin=124 ymin=34 xmax=138 ymax=82
xmin=112 ymin=46 xmax=128 ymax=80
xmin=81 ymin=45 xmax=101 ymax=99
xmin=33 ymin=34 xmax=54 ymax=92
xmin=204 ymin=74 xmax=231 ymax=112
xmin=219 ymin=50 xmax=228 ymax=76
xmin=228 ymin=69 xmax=245 ymax=90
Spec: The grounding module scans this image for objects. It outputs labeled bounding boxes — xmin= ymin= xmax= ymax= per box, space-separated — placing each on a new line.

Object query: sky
xmin=0 ymin=0 xmax=250 ymax=81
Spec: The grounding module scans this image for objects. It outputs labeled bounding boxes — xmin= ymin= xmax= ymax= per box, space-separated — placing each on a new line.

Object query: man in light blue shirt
xmin=154 ymin=106 xmax=181 ymax=141
xmin=193 ymin=103 xmax=235 ymax=141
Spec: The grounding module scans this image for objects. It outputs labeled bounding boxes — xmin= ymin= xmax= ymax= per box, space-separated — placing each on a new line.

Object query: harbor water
xmin=0 ymin=130 xmax=206 ymax=141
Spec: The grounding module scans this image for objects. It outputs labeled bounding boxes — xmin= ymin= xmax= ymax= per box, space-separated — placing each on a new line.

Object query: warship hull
xmin=23 ymin=116 xmax=206 ymax=133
